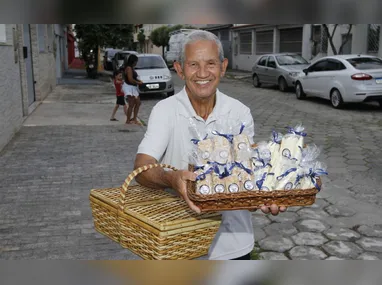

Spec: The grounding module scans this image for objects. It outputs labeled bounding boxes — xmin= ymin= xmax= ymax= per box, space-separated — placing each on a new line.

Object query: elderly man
xmin=134 ymin=30 xmax=286 ymax=260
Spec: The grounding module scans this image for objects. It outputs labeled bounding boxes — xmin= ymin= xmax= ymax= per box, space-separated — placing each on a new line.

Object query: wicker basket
xmin=90 ymin=163 xmax=221 ymax=259
xmin=119 ymin=198 xmax=221 ymax=260
xmin=187 ymin=162 xmax=320 ymax=213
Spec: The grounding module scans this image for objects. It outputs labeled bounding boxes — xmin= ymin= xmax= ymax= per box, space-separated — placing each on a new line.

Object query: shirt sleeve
xmin=137 ymin=102 xmax=172 ymax=162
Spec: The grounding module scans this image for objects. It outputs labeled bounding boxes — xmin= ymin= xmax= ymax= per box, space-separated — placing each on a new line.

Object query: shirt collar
xmin=177 ymin=86 xmax=230 ymax=122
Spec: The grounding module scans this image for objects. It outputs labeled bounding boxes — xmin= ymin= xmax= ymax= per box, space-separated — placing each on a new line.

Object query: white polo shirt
xmin=137 ymin=86 xmax=255 ymax=260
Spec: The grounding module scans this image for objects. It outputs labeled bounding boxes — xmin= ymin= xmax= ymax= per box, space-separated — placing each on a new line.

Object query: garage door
xmin=279 ymin=27 xmax=303 ymax=54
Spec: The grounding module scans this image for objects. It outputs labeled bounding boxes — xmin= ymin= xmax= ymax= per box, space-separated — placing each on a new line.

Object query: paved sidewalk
xmin=1 ymin=71 xmax=382 ymax=260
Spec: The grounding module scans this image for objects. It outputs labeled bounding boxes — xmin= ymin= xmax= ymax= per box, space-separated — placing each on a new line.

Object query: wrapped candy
xmin=211 ymin=172 xmax=227 ymax=194
xmin=295 ymin=161 xmax=328 ymax=190
xmin=212 ymin=136 xmax=232 ymax=165
xmin=194 ymin=165 xmax=214 ymax=195
xmin=268 ymin=131 xmax=283 ymax=168
xmin=274 ymin=158 xmax=299 ymax=190
xmin=252 ymin=142 xmax=274 ymax=190
xmin=279 ymin=123 xmax=306 ymax=162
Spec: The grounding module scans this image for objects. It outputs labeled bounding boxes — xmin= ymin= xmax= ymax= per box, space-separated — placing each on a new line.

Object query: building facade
xmin=0 ymin=24 xmax=68 ymax=152
xmin=231 ymin=24 xmax=382 ymax=71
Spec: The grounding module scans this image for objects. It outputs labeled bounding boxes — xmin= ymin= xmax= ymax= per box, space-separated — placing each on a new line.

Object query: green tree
xmin=74 ymin=24 xmax=134 ymax=68
xmin=150 ymin=25 xmax=198 ymax=57
xmin=137 ymin=29 xmax=146 ymax=53
xmin=150 ymin=26 xmax=171 ymax=57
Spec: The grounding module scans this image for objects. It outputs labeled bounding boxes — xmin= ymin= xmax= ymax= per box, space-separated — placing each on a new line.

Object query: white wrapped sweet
xmin=274 ymin=158 xmax=299 ymax=190
xmin=194 ymin=165 xmax=214 ymax=195
xmin=295 ymin=161 xmax=328 ymax=190
xmin=279 ymin=123 xmax=306 ymax=162
xmin=268 ymin=131 xmax=283 ymax=169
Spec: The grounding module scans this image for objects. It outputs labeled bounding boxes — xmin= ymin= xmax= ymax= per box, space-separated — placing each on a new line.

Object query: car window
xmin=135 ymin=56 xmax=167 ymax=69
xmin=347 ymin=57 xmax=382 ymax=70
xmin=267 ymin=56 xmax=276 ymax=68
xmin=257 ymin=56 xmax=267 ymax=66
xmin=276 ymin=54 xmax=308 ymax=65
xmin=309 ymin=60 xmax=328 ymax=72
xmin=326 ymin=60 xmax=347 ymax=71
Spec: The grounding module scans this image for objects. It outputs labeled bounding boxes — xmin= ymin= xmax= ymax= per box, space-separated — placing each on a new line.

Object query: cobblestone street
xmin=1 ymin=70 xmax=382 ymax=260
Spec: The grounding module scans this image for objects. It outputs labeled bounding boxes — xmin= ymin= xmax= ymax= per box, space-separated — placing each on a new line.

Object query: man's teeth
xmin=196 ymin=81 xmax=210 ymax=85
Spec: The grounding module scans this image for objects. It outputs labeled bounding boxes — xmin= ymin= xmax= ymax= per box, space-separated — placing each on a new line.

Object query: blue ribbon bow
xmin=253 ymin=158 xmax=272 ymax=170
xmin=211 ymin=130 xmax=234 ymax=144
xmin=195 ymin=167 xmax=214 ymax=181
xmin=256 ymin=172 xmax=267 ymax=190
xmin=286 ymin=126 xmax=307 ymax=137
xmin=272 ymin=130 xmax=282 ymax=144
xmin=191 ymin=134 xmax=209 ymax=145
xmin=276 ymin=167 xmax=297 ymax=181
xmin=295 ymin=167 xmax=328 ymax=191
xmin=232 ymin=161 xmax=253 ymax=175
xmin=206 ymin=161 xmax=232 ymax=179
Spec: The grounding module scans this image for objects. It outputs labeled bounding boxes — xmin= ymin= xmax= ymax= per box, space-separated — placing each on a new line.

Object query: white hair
xmin=178 ymin=30 xmax=225 ymax=66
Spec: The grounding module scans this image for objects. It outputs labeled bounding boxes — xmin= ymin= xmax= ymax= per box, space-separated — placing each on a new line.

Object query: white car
xmin=295 ymin=54 xmax=382 ymax=108
xmin=135 ymin=54 xmax=174 ymax=97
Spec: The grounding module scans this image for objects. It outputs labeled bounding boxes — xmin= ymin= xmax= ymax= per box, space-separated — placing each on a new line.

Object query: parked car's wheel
xmin=167 ymin=90 xmax=175 ymax=97
xmin=295 ymin=82 xmax=306 ymax=100
xmin=278 ymin=77 xmax=288 ymax=92
xmin=253 ymin=74 xmax=261 ymax=88
xmin=330 ymin=89 xmax=344 ymax=109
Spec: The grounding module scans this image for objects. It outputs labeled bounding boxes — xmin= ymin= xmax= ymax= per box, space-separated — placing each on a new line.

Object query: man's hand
xmin=168 ymin=170 xmax=201 ymax=214
xmin=251 ymin=204 xmax=287 ymax=215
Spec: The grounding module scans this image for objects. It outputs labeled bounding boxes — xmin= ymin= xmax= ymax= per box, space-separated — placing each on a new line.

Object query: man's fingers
xmin=182 ymin=171 xmax=197 ymax=182
xmin=270 ymin=204 xmax=279 ymax=215
xmin=280 ymin=206 xmax=287 ymax=212
xmin=260 ymin=206 xmax=270 ymax=214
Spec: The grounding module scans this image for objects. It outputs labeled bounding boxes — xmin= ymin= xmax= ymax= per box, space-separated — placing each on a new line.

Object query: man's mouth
xmin=195 ymin=80 xmax=211 ymax=85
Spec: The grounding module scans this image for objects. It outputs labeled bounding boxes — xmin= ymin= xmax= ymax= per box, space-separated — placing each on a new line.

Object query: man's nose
xmin=196 ymin=64 xmax=209 ymax=78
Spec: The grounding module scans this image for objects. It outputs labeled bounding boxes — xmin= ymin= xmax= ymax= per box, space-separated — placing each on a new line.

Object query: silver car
xmin=135 ymin=54 xmax=175 ymax=97
xmin=252 ymin=53 xmax=310 ymax=92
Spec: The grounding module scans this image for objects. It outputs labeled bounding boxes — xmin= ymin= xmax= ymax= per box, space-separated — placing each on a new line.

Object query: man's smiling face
xmin=175 ymin=39 xmax=228 ymax=101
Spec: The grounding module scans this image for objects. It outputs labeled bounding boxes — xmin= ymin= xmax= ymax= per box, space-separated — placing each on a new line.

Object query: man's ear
xmin=173 ymin=61 xmax=185 ymax=80
xmin=220 ymin=58 xmax=229 ymax=77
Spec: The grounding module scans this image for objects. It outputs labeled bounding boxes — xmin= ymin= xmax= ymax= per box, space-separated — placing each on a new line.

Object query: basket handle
xmin=118 ymin=163 xmax=177 ymax=211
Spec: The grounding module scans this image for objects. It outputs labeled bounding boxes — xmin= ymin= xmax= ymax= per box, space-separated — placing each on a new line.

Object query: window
xmin=276 ymin=54 xmax=308 ymax=65
xmin=267 ymin=56 xmax=276 ymax=68
xmin=256 ymin=31 xmax=273 ymax=54
xmin=367 ymin=24 xmax=380 ymax=53
xmin=326 ymin=60 xmax=347 ymax=71
xmin=347 ymin=57 xmax=382 ymax=70
xmin=135 ymin=56 xmax=167 ymax=69
xmin=220 ymin=30 xmax=229 ymax=41
xmin=0 ymin=24 xmax=6 ymax=43
xmin=37 ymin=24 xmax=45 ymax=52
xmin=257 ymin=56 xmax=267 ymax=66
xmin=279 ymin=28 xmax=303 ymax=54
xmin=239 ymin=32 xmax=252 ymax=54
xmin=309 ymin=60 xmax=328 ymax=72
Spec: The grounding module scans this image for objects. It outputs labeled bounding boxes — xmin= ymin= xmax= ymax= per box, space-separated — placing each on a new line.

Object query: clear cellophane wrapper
xmin=294 ymin=144 xmax=327 ymax=190
xmin=279 ymin=123 xmax=306 ymax=163
xmin=251 ymin=142 xmax=273 ymax=191
xmin=274 ymin=157 xmax=299 ymax=190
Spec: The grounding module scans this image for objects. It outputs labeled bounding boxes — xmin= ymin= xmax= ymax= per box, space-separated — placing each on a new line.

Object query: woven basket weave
xmin=90 ymin=163 xmax=221 ymax=259
xmin=186 ymin=142 xmax=321 ymax=212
